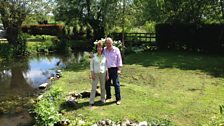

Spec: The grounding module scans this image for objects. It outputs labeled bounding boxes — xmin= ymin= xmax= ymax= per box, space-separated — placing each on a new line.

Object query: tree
xmin=160 ymin=0 xmax=224 ymax=23
xmin=0 ymin=0 xmax=53 ymax=54
xmin=54 ymin=0 xmax=122 ymax=40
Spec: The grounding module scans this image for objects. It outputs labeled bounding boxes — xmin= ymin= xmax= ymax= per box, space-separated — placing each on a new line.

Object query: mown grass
xmin=39 ymin=51 xmax=224 ymax=125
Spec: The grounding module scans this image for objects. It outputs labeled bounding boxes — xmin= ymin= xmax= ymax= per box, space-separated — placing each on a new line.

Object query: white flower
xmin=94 ymin=41 xmax=98 ymax=45
xmin=101 ymin=38 xmax=106 ymax=43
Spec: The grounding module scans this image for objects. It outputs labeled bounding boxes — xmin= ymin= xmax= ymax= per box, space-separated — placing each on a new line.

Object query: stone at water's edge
xmin=56 ymin=70 xmax=62 ymax=73
xmin=38 ymin=83 xmax=48 ymax=89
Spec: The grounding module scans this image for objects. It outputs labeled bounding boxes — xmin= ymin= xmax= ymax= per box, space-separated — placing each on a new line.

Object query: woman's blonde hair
xmin=97 ymin=40 xmax=103 ymax=47
xmin=96 ymin=40 xmax=104 ymax=53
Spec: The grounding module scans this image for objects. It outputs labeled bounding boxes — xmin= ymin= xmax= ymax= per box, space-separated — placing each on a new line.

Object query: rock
xmin=80 ymin=90 xmax=101 ymax=98
xmin=56 ymin=72 xmax=62 ymax=76
xmin=122 ymin=119 xmax=130 ymax=126
xmin=29 ymin=99 xmax=36 ymax=104
xmin=78 ymin=120 xmax=85 ymax=125
xmin=105 ymin=119 xmax=112 ymax=125
xmin=54 ymin=119 xmax=70 ymax=126
xmin=131 ymin=123 xmax=139 ymax=126
xmin=37 ymin=94 xmax=43 ymax=100
xmin=15 ymin=106 xmax=23 ymax=113
xmin=68 ymin=92 xmax=82 ymax=99
xmin=56 ymin=70 xmax=62 ymax=78
xmin=96 ymin=119 xmax=114 ymax=126
xmin=49 ymin=76 xmax=55 ymax=80
xmin=80 ymin=91 xmax=90 ymax=98
xmin=56 ymin=70 xmax=62 ymax=73
xmin=100 ymin=120 xmax=106 ymax=125
xmin=39 ymin=83 xmax=48 ymax=89
xmin=65 ymin=96 xmax=78 ymax=107
xmin=139 ymin=121 xmax=147 ymax=126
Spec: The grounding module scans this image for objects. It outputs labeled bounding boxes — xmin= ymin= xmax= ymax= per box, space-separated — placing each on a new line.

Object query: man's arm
xmin=117 ymin=48 xmax=122 ymax=74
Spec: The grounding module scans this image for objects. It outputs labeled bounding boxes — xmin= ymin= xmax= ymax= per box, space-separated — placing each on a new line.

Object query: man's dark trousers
xmin=105 ymin=67 xmax=121 ymax=101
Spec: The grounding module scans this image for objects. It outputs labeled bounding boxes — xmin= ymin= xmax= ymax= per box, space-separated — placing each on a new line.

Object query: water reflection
xmin=0 ymin=52 xmax=85 ymax=126
xmin=0 ymin=52 xmax=84 ymax=96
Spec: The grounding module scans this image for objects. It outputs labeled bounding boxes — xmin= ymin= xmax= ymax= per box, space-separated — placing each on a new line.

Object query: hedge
xmin=156 ymin=24 xmax=224 ymax=53
xmin=22 ymin=24 xmax=65 ymax=36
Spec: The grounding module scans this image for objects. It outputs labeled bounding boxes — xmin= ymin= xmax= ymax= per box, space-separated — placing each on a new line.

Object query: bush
xmin=156 ymin=23 xmax=224 ymax=53
xmin=0 ymin=43 xmax=12 ymax=58
xmin=22 ymin=24 xmax=65 ymax=36
xmin=128 ymin=27 xmax=147 ymax=33
xmin=12 ymin=33 xmax=28 ymax=56
xmin=34 ymin=87 xmax=63 ymax=126
xmin=52 ymin=37 xmax=72 ymax=53
xmin=144 ymin=21 xmax=156 ymax=33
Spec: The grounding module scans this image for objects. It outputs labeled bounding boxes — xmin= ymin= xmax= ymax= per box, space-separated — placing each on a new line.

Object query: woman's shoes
xmin=101 ymin=100 xmax=106 ymax=103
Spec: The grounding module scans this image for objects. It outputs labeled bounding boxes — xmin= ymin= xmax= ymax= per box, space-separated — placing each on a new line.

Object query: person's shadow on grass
xmin=59 ymin=98 xmax=116 ymax=112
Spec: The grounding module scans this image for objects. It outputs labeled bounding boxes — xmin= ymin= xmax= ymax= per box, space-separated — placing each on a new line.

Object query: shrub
xmin=12 ymin=33 xmax=29 ymax=56
xmin=52 ymin=37 xmax=72 ymax=53
xmin=22 ymin=24 xmax=64 ymax=36
xmin=144 ymin=21 xmax=156 ymax=33
xmin=34 ymin=87 xmax=63 ymax=126
xmin=128 ymin=27 xmax=147 ymax=33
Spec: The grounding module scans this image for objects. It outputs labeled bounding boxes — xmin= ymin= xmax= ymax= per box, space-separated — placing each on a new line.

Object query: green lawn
xmin=41 ymin=51 xmax=224 ymax=126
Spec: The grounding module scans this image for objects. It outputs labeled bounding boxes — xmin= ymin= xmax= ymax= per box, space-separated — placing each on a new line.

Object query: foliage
xmin=34 ymin=87 xmax=63 ymax=126
xmin=0 ymin=43 xmax=12 ymax=58
xmin=22 ymin=24 xmax=64 ymax=36
xmin=54 ymin=0 xmax=123 ymax=39
xmin=12 ymin=33 xmax=28 ymax=55
xmin=0 ymin=0 xmax=54 ymax=55
xmin=26 ymin=35 xmax=56 ymax=53
xmin=156 ymin=0 xmax=224 ymax=23
xmin=156 ymin=24 xmax=224 ymax=53
xmin=52 ymin=37 xmax=72 ymax=53
xmin=144 ymin=21 xmax=156 ymax=33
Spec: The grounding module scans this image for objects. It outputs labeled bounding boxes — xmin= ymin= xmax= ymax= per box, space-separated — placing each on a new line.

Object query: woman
xmin=89 ymin=40 xmax=109 ymax=106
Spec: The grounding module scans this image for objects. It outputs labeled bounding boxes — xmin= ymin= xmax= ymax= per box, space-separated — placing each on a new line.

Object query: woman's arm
xmin=90 ymin=57 xmax=96 ymax=80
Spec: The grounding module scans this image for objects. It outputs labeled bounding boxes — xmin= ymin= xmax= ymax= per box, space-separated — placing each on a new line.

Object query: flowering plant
xmin=92 ymin=38 xmax=124 ymax=52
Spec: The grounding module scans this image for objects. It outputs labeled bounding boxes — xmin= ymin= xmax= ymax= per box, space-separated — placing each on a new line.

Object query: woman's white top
xmin=90 ymin=53 xmax=107 ymax=73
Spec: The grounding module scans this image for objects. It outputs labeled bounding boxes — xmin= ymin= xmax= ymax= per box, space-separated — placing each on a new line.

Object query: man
xmin=104 ymin=37 xmax=122 ymax=105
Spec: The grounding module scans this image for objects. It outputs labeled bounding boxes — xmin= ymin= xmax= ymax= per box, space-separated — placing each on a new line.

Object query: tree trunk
xmin=89 ymin=19 xmax=105 ymax=40
xmin=6 ymin=26 xmax=20 ymax=46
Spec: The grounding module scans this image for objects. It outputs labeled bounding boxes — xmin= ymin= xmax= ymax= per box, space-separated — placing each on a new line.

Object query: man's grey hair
xmin=106 ymin=37 xmax=113 ymax=43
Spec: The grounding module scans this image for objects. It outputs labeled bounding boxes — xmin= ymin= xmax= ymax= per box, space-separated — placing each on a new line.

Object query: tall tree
xmin=0 ymin=0 xmax=53 ymax=51
xmin=54 ymin=0 xmax=122 ymax=40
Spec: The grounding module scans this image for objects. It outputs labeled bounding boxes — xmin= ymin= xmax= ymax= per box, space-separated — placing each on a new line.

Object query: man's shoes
xmin=116 ymin=100 xmax=121 ymax=105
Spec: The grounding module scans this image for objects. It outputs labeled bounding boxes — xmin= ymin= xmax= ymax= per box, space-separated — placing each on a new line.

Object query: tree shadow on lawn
xmin=124 ymin=50 xmax=224 ymax=77
xmin=60 ymin=100 xmax=116 ymax=112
